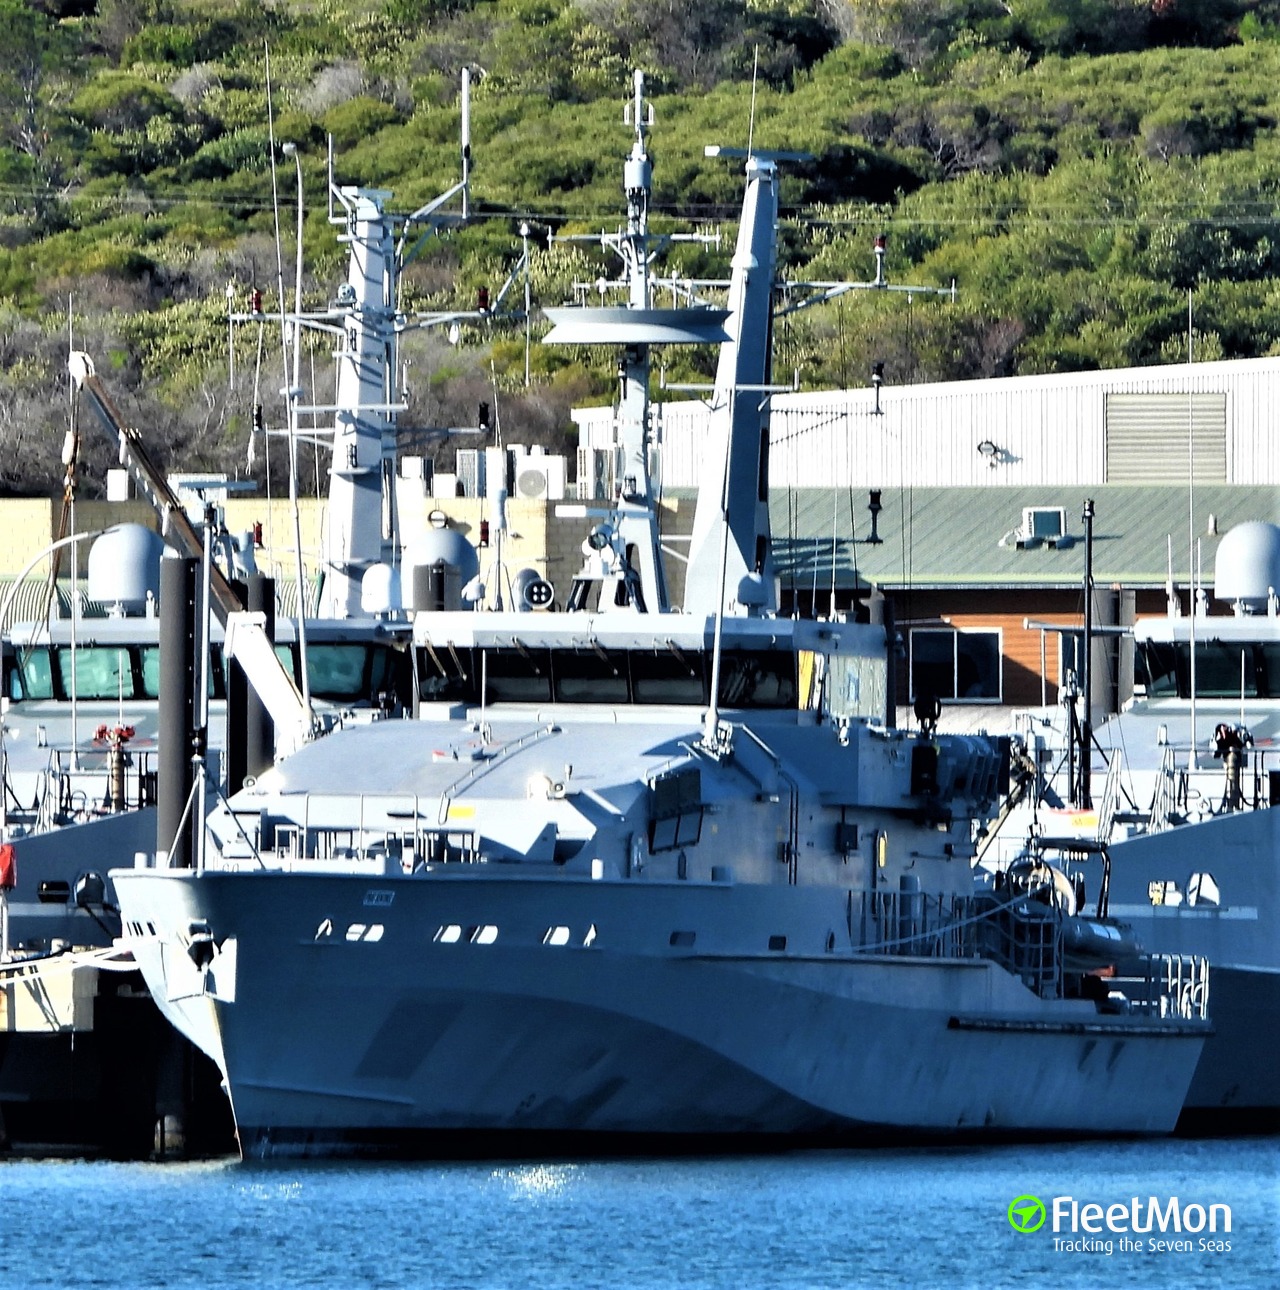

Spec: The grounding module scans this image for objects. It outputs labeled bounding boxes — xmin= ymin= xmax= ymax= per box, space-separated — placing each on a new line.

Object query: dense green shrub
xmin=121 ymin=23 xmax=199 ymax=67
xmin=183 ymin=128 xmax=274 ymax=181
xmin=71 ymin=73 xmax=186 ymax=133
xmin=322 ymin=96 xmax=403 ymax=150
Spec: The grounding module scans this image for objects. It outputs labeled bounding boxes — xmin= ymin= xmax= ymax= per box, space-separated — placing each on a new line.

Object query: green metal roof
xmin=754 ymin=485 xmax=1280 ymax=591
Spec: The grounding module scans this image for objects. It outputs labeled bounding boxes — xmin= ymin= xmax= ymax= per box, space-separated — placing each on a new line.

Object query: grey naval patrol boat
xmin=993 ymin=517 xmax=1280 ymax=1129
xmin=112 ymin=74 xmax=1208 ymax=1157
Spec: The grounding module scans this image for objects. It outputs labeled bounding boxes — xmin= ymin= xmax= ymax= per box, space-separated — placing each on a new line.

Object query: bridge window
xmin=716 ymin=649 xmax=796 ymax=709
xmin=273 ymin=642 xmax=405 ymax=703
xmin=416 ymin=644 xmax=471 ymax=703
xmin=551 ymin=648 xmax=628 ymax=703
xmin=307 ymin=645 xmax=371 ymax=699
xmin=55 ymin=646 xmax=134 ymax=701
xmin=416 ymin=645 xmax=799 ymax=710
xmin=485 ymin=647 xmax=552 ymax=702
xmin=1137 ymin=640 xmax=1280 ymax=700
xmin=631 ymin=649 xmax=705 ymax=704
xmin=10 ymin=647 xmax=53 ymax=699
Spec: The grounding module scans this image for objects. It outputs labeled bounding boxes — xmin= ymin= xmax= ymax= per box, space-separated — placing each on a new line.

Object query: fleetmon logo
xmin=1008 ymin=1195 xmax=1047 ymax=1233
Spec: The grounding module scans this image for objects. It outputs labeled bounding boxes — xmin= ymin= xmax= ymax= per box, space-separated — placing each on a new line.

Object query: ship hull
xmin=1080 ymin=808 xmax=1280 ymax=1124
xmin=1177 ymin=964 xmax=1279 ymax=1129
xmin=114 ymin=868 xmax=1205 ymax=1158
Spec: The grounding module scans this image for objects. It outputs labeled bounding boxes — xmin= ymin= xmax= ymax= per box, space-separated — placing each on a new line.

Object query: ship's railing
xmin=850 ymin=885 xmax=1211 ymax=1016
xmin=1141 ymin=739 xmax=1280 ymax=832
xmin=1147 ymin=743 xmax=1179 ymax=833
xmin=851 ymin=888 xmax=977 ymax=960
xmin=1094 ymin=746 xmax=1125 ymax=841
xmin=853 ymin=888 xmax=1068 ymax=1000
xmin=18 ymin=746 xmax=161 ymax=833
xmin=850 ymin=888 xmax=1064 ymax=992
xmin=435 ymin=723 xmax=559 ymax=825
xmin=218 ymin=793 xmax=483 ymax=870
xmin=1085 ymin=954 xmax=1210 ymax=1021
xmin=969 ymin=894 xmax=1064 ymax=999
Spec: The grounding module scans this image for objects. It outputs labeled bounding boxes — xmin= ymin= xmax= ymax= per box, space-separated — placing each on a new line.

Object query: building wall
xmin=577 ymin=356 xmax=1280 ymax=490
xmin=886 ymin=587 xmax=1168 ymax=713
xmin=891 ymin=588 xmax=1072 ymax=711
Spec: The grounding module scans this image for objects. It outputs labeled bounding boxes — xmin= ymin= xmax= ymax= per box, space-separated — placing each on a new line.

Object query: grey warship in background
xmin=0 ymin=68 xmax=473 ymax=1153
xmin=112 ymin=73 xmax=1208 ymax=1157
xmin=991 ymin=517 xmax=1280 ymax=1129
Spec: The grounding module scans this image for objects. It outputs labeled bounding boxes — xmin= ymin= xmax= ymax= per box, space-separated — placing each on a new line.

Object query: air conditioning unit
xmin=513 ymin=455 xmax=567 ymax=501
xmin=1017 ymin=506 xmax=1066 ymax=549
xmin=455 ymin=448 xmax=484 ymax=499
xmin=576 ymin=446 xmax=613 ymax=500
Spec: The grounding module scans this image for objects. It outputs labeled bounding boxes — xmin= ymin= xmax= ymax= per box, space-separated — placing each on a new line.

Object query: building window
xmin=909 ymin=629 xmax=1001 ymax=702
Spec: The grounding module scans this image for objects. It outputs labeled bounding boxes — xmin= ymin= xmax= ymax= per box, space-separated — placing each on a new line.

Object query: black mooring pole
xmin=245 ymin=573 xmax=276 ymax=782
xmin=1079 ymin=497 xmax=1095 ymax=809
xmin=157 ymin=557 xmax=197 ymax=866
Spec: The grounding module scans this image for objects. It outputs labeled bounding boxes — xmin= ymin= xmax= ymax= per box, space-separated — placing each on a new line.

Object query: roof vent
xmin=1016 ymin=506 xmax=1067 ymax=549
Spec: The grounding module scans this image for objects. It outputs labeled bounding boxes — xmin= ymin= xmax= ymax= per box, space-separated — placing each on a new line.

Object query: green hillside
xmin=1 ymin=1 xmax=1277 ymax=494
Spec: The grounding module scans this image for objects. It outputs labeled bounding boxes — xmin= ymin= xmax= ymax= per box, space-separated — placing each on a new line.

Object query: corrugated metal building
xmin=760 ymin=483 xmax=1280 ymax=714
xmin=574 ymin=356 xmax=1280 ymax=491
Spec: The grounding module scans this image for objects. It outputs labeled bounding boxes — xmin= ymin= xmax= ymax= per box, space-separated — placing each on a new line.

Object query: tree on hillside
xmin=0 ymin=0 xmax=74 ymax=228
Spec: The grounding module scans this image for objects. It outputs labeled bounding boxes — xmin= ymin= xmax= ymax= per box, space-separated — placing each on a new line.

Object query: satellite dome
xmin=360 ymin=564 xmax=402 ymax=615
xmin=1213 ymin=521 xmax=1280 ymax=613
xmin=403 ymin=527 xmax=481 ymax=613
xmin=88 ymin=524 xmax=163 ymax=615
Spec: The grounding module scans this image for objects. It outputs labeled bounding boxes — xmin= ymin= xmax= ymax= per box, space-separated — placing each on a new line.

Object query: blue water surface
xmin=0 ymin=1137 xmax=1275 ymax=1289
